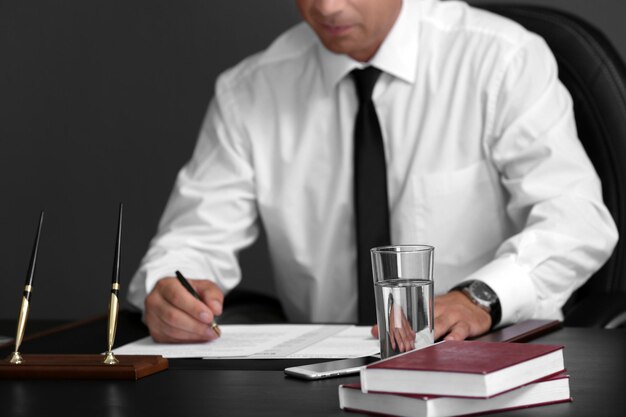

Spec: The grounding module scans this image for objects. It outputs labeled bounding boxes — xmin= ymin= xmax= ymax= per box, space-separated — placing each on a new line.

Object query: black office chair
xmin=477 ymin=3 xmax=626 ymax=328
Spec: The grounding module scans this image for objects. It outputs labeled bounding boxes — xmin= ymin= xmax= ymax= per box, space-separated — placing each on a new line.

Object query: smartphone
xmin=284 ymin=357 xmax=379 ymax=380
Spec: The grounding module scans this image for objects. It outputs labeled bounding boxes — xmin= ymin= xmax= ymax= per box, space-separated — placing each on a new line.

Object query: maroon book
xmin=340 ymin=373 xmax=571 ymax=417
xmin=360 ymin=340 xmax=564 ymax=398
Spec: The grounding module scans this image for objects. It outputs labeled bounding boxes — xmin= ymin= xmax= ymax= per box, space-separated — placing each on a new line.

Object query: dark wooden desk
xmin=1 ymin=312 xmax=624 ymax=417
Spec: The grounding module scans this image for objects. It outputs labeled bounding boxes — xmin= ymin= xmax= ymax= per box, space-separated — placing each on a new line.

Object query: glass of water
xmin=371 ymin=245 xmax=434 ymax=359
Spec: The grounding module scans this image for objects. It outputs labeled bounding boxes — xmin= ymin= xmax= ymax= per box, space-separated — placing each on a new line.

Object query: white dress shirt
xmin=128 ymin=0 xmax=617 ymax=325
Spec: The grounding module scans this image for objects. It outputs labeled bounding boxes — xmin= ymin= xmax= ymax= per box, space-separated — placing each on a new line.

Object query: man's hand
xmin=370 ymin=291 xmax=492 ymax=342
xmin=434 ymin=291 xmax=491 ymax=341
xmin=387 ymin=303 xmax=417 ymax=353
xmin=144 ymin=276 xmax=224 ymax=343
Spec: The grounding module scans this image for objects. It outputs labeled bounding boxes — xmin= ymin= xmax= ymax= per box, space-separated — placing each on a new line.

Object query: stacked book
xmin=339 ymin=340 xmax=571 ymax=417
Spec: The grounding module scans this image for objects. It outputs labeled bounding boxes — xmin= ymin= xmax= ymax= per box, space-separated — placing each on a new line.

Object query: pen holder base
xmin=0 ymin=354 xmax=168 ymax=380
xmin=8 ymin=351 xmax=24 ymax=365
xmin=103 ymin=351 xmax=119 ymax=365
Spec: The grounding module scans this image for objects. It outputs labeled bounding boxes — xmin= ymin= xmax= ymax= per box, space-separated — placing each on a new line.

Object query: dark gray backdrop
xmin=1 ymin=0 xmax=625 ymax=321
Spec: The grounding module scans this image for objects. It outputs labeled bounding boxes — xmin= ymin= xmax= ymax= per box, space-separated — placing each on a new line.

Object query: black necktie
xmin=351 ymin=67 xmax=391 ymax=325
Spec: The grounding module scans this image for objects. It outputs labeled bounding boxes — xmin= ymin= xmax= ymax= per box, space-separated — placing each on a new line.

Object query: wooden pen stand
xmin=0 ymin=354 xmax=168 ymax=380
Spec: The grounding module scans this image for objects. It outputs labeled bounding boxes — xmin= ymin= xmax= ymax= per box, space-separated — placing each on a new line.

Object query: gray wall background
xmin=1 ymin=0 xmax=625 ymax=321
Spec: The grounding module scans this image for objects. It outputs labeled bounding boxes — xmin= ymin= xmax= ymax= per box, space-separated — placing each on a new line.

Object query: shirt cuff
xmin=464 ymin=255 xmax=537 ymax=326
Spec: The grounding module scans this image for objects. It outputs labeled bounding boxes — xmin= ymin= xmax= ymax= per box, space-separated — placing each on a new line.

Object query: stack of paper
xmin=115 ymin=324 xmax=380 ymax=359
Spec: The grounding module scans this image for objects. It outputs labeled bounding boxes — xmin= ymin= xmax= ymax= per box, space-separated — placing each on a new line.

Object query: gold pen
xmin=175 ymin=270 xmax=221 ymax=337
xmin=10 ymin=211 xmax=45 ymax=365
xmin=104 ymin=203 xmax=123 ymax=365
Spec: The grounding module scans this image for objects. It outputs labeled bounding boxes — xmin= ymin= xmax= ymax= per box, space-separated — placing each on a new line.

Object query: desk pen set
xmin=0 ymin=204 xmax=167 ymax=380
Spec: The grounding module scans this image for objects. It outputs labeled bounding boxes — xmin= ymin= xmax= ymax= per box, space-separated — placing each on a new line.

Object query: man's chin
xmin=319 ymin=38 xmax=360 ymax=58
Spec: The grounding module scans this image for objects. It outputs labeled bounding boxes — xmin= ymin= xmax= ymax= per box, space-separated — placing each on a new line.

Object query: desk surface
xmin=1 ymin=312 xmax=625 ymax=417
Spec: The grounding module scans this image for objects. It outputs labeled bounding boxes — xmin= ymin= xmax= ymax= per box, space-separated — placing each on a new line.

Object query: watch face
xmin=469 ymin=281 xmax=497 ymax=304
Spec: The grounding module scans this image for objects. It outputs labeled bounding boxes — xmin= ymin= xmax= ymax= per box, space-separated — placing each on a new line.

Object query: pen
xmin=175 ymin=270 xmax=221 ymax=337
xmin=10 ymin=210 xmax=45 ymax=365
xmin=104 ymin=203 xmax=123 ymax=365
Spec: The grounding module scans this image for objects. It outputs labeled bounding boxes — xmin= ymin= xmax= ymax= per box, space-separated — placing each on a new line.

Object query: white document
xmin=114 ymin=324 xmax=380 ymax=359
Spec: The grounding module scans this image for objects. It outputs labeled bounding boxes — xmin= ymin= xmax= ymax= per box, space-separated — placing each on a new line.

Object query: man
xmin=128 ymin=0 xmax=618 ymax=343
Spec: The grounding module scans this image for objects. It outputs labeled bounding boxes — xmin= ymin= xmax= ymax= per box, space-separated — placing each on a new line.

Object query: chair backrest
xmin=477 ymin=4 xmax=626 ymax=314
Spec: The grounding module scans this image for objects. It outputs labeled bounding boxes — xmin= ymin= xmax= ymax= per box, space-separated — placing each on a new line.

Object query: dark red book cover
xmin=367 ymin=340 xmax=564 ymax=374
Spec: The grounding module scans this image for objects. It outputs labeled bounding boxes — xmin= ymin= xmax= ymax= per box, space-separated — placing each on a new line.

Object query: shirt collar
xmin=318 ymin=0 xmax=421 ymax=90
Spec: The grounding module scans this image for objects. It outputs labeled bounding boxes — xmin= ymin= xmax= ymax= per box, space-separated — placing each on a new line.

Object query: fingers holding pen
xmin=145 ymin=307 xmax=216 ymax=343
xmin=164 ymin=276 xmax=222 ymax=324
xmin=145 ymin=277 xmax=223 ymax=343
xmin=194 ymin=279 xmax=224 ymax=318
xmin=193 ymin=278 xmax=224 ymax=337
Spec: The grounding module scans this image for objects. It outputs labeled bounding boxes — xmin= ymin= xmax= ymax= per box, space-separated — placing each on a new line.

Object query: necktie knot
xmin=351 ymin=67 xmax=381 ymax=102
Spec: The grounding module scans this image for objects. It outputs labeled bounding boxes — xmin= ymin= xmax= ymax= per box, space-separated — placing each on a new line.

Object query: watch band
xmin=451 ymin=280 xmax=502 ymax=328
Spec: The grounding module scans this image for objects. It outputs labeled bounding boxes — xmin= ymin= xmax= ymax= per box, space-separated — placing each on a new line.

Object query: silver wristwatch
xmin=452 ymin=280 xmax=502 ymax=327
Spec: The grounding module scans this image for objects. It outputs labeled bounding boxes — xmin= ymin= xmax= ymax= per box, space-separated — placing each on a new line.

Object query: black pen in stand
xmin=10 ymin=211 xmax=45 ymax=365
xmin=104 ymin=203 xmax=123 ymax=365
